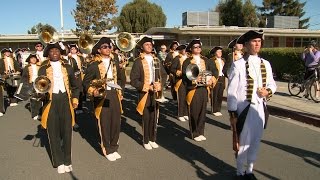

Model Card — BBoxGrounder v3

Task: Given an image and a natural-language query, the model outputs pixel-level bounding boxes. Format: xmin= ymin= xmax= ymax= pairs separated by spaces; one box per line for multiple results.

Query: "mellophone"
xmin=14 ymin=76 xmax=51 ymax=101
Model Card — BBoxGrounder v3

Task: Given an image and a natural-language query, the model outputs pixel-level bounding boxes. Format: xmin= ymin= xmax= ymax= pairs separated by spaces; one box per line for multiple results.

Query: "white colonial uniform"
xmin=227 ymin=55 xmax=277 ymax=175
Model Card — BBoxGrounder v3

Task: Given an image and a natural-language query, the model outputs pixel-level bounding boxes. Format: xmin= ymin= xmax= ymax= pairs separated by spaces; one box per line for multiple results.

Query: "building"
xmin=145 ymin=26 xmax=320 ymax=49
xmin=0 ymin=26 xmax=319 ymax=53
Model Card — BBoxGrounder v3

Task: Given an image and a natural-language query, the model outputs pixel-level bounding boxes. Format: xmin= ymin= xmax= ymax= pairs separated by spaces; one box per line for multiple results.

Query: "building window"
xmin=294 ymin=37 xmax=302 ymax=47
xmin=272 ymin=37 xmax=279 ymax=47
xmin=286 ymin=37 xmax=293 ymax=47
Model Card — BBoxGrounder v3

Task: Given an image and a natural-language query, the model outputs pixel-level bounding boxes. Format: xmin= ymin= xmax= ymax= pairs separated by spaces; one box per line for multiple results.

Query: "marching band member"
xmin=83 ymin=37 xmax=123 ymax=161
xmin=68 ymin=44 xmax=85 ymax=113
xmin=209 ymin=46 xmax=226 ymax=116
xmin=227 ymin=30 xmax=276 ymax=179
xmin=228 ymin=38 xmax=244 ymax=62
xmin=182 ymin=39 xmax=215 ymax=142
xmin=35 ymin=42 xmax=46 ymax=63
xmin=39 ymin=42 xmax=79 ymax=173
xmin=170 ymin=44 xmax=189 ymax=122
xmin=130 ymin=36 xmax=167 ymax=150
xmin=164 ymin=41 xmax=180 ymax=100
xmin=0 ymin=48 xmax=21 ymax=107
xmin=21 ymin=54 xmax=42 ymax=120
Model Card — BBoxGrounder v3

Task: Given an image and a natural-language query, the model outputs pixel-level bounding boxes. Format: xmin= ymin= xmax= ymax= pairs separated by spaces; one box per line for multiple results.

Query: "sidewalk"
xmin=264 ymin=81 xmax=320 ymax=127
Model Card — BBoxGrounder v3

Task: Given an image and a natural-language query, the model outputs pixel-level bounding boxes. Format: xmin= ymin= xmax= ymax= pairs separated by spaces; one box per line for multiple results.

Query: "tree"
xmin=242 ymin=0 xmax=259 ymax=27
xmin=117 ymin=0 xmax=166 ymax=33
xmin=216 ymin=0 xmax=244 ymax=26
xmin=258 ymin=0 xmax=309 ymax=28
xmin=27 ymin=23 xmax=48 ymax=34
xmin=72 ymin=0 xmax=118 ymax=36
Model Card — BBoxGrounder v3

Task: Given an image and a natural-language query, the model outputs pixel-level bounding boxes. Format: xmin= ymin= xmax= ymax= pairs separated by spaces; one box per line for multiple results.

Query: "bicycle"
xmin=288 ymin=65 xmax=320 ymax=103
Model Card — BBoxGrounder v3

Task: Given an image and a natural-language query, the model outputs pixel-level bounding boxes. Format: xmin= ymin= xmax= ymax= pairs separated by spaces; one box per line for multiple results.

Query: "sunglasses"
xmin=193 ymin=45 xmax=202 ymax=49
xmin=100 ymin=45 xmax=112 ymax=49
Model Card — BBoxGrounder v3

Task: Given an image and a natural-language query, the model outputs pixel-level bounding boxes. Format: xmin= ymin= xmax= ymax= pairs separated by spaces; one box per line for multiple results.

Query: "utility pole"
xmin=60 ymin=0 xmax=64 ymax=41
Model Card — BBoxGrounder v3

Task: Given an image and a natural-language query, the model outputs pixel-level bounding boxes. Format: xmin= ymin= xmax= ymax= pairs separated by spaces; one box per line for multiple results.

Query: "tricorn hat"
xmin=169 ymin=41 xmax=180 ymax=49
xmin=236 ymin=30 xmax=264 ymax=44
xmin=43 ymin=41 xmax=66 ymax=57
xmin=68 ymin=44 xmax=79 ymax=50
xmin=136 ymin=36 xmax=154 ymax=48
xmin=308 ymin=40 xmax=317 ymax=47
xmin=1 ymin=48 xmax=13 ymax=54
xmin=26 ymin=53 xmax=39 ymax=63
xmin=209 ymin=46 xmax=223 ymax=56
xmin=228 ymin=38 xmax=238 ymax=48
xmin=91 ymin=37 xmax=113 ymax=55
xmin=176 ymin=44 xmax=188 ymax=51
xmin=186 ymin=39 xmax=202 ymax=52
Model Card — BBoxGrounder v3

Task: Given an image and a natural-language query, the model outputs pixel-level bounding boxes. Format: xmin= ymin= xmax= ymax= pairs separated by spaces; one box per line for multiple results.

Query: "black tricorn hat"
xmin=1 ymin=48 xmax=13 ymax=54
xmin=236 ymin=30 xmax=264 ymax=44
xmin=186 ymin=39 xmax=202 ymax=51
xmin=14 ymin=48 xmax=21 ymax=53
xmin=68 ymin=44 xmax=79 ymax=50
xmin=34 ymin=42 xmax=43 ymax=46
xmin=136 ymin=36 xmax=154 ymax=48
xmin=91 ymin=37 xmax=112 ymax=55
xmin=228 ymin=38 xmax=238 ymax=48
xmin=43 ymin=41 xmax=66 ymax=57
xmin=26 ymin=53 xmax=39 ymax=63
xmin=169 ymin=41 xmax=180 ymax=49
xmin=209 ymin=46 xmax=223 ymax=56
xmin=176 ymin=44 xmax=188 ymax=51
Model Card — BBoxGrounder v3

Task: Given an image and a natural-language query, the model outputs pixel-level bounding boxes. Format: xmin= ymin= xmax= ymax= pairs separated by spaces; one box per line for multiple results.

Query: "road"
xmin=0 ymin=87 xmax=319 ymax=180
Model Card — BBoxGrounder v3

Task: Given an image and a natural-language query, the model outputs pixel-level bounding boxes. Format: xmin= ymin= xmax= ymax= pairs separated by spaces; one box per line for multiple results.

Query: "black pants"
xmin=169 ymin=75 xmax=177 ymax=100
xmin=46 ymin=92 xmax=72 ymax=167
xmin=211 ymin=76 xmax=225 ymax=113
xmin=142 ymin=92 xmax=158 ymax=144
xmin=177 ymin=82 xmax=188 ymax=117
xmin=30 ymin=98 xmax=42 ymax=118
xmin=6 ymin=85 xmax=17 ymax=103
xmin=0 ymin=86 xmax=5 ymax=113
xmin=98 ymin=90 xmax=121 ymax=155
xmin=189 ymin=87 xmax=207 ymax=138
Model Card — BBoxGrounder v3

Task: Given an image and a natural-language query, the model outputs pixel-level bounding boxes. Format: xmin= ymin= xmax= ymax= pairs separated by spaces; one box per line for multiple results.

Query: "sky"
xmin=0 ymin=0 xmax=319 ymax=35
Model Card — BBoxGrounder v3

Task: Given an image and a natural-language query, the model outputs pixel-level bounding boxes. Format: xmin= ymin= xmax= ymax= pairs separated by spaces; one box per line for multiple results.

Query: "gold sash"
xmin=136 ymin=53 xmax=151 ymax=115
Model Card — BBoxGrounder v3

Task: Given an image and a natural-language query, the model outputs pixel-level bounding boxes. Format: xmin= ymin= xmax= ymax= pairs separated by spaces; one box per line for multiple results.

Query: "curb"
xmin=222 ymin=97 xmax=320 ymax=128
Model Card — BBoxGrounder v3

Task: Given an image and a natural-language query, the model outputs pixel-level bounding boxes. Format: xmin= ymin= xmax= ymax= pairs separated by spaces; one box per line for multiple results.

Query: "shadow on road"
xmin=262 ymin=140 xmax=320 ymax=168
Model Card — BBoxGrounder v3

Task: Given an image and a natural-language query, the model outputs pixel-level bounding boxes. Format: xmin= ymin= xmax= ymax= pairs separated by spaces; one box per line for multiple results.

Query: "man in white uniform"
xmin=227 ymin=30 xmax=277 ymax=179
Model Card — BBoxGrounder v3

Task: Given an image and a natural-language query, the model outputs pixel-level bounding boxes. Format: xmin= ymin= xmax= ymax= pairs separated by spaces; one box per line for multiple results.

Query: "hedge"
xmin=203 ymin=47 xmax=305 ymax=80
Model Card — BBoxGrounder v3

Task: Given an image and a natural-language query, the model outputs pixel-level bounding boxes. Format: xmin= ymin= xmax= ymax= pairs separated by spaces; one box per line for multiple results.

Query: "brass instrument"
xmin=153 ymin=58 xmax=168 ymax=103
xmin=78 ymin=33 xmax=95 ymax=54
xmin=38 ymin=25 xmax=59 ymax=44
xmin=116 ymin=32 xmax=136 ymax=52
xmin=186 ymin=64 xmax=212 ymax=86
xmin=31 ymin=76 xmax=51 ymax=100
xmin=89 ymin=79 xmax=106 ymax=98
xmin=33 ymin=76 xmax=51 ymax=94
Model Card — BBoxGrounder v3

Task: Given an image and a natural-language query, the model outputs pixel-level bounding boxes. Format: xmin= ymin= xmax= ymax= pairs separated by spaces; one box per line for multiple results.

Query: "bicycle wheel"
xmin=308 ymin=79 xmax=320 ymax=103
xmin=288 ymin=76 xmax=302 ymax=96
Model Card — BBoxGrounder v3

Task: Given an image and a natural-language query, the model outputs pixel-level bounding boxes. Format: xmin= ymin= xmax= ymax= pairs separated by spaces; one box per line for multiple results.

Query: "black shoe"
xmin=234 ymin=175 xmax=246 ymax=180
xmin=73 ymin=123 xmax=80 ymax=132
xmin=244 ymin=173 xmax=257 ymax=180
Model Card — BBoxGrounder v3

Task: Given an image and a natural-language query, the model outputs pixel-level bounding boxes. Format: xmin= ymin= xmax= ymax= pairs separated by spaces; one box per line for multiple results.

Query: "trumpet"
xmin=186 ymin=64 xmax=212 ymax=86
xmin=89 ymin=79 xmax=106 ymax=98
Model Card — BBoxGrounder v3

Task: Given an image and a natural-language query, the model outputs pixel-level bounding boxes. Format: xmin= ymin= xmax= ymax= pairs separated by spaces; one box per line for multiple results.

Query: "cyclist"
xmin=301 ymin=40 xmax=320 ymax=97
